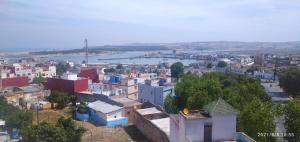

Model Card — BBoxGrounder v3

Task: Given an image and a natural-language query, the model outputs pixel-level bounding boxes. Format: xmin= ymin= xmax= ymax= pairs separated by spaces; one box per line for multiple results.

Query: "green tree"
xmin=56 ymin=62 xmax=70 ymax=76
xmin=206 ymin=63 xmax=212 ymax=69
xmin=164 ymin=95 xmax=177 ymax=114
xmin=217 ymin=61 xmax=227 ymax=68
xmin=238 ymin=99 xmax=275 ymax=142
xmin=21 ymin=122 xmax=67 ymax=142
xmin=32 ymin=73 xmax=46 ymax=84
xmin=174 ymin=74 xmax=222 ymax=110
xmin=104 ymin=68 xmax=116 ymax=74
xmin=56 ymin=117 xmax=86 ymax=142
xmin=77 ymin=101 xmax=88 ymax=114
xmin=116 ymin=64 xmax=123 ymax=70
xmin=171 ymin=62 xmax=184 ymax=79
xmin=0 ymin=96 xmax=32 ymax=129
xmin=21 ymin=117 xmax=86 ymax=142
xmin=279 ymin=67 xmax=300 ymax=97
xmin=48 ymin=91 xmax=71 ymax=109
xmin=6 ymin=109 xmax=33 ymax=129
xmin=283 ymin=100 xmax=300 ymax=142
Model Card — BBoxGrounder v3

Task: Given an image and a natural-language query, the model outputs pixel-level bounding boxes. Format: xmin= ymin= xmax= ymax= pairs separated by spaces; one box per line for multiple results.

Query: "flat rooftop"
xmin=180 ymin=110 xmax=209 ymax=120
xmin=19 ymin=85 xmax=41 ymax=93
xmin=151 ymin=118 xmax=170 ymax=137
xmin=112 ymin=97 xmax=142 ymax=107
xmin=88 ymin=100 xmax=123 ymax=114
xmin=261 ymin=83 xmax=284 ymax=93
xmin=136 ymin=107 xmax=162 ymax=115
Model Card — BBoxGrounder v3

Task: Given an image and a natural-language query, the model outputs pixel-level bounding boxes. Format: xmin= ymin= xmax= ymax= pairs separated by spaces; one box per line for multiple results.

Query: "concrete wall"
xmin=211 ymin=114 xmax=236 ymax=141
xmin=170 ymin=114 xmax=236 ymax=142
xmin=133 ymin=110 xmax=169 ymax=142
xmin=106 ymin=110 xmax=123 ymax=120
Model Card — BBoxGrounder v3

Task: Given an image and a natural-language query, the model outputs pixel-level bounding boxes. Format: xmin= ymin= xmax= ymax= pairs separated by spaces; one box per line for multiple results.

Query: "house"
xmin=120 ymin=78 xmax=138 ymax=96
xmin=112 ymin=97 xmax=142 ymax=123
xmin=1 ymin=85 xmax=50 ymax=109
xmin=88 ymin=100 xmax=128 ymax=126
xmin=18 ymin=85 xmax=50 ymax=109
xmin=34 ymin=65 xmax=56 ymax=78
xmin=45 ymin=74 xmax=88 ymax=94
xmin=138 ymin=79 xmax=174 ymax=107
xmin=261 ymin=82 xmax=292 ymax=102
xmin=13 ymin=63 xmax=34 ymax=81
xmin=170 ymin=98 xmax=255 ymax=142
xmin=1 ymin=90 xmax=23 ymax=106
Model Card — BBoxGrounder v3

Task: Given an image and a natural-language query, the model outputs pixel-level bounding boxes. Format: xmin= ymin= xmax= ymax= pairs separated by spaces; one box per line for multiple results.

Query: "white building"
xmin=62 ymin=73 xmax=78 ymax=80
xmin=138 ymin=79 xmax=174 ymax=107
xmin=120 ymin=78 xmax=138 ymax=96
xmin=170 ymin=98 xmax=243 ymax=142
xmin=13 ymin=63 xmax=34 ymax=81
xmin=34 ymin=66 xmax=56 ymax=78
xmin=88 ymin=100 xmax=128 ymax=126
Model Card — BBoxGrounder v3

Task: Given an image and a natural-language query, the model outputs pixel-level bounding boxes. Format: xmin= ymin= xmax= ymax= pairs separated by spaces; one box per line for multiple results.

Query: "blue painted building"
xmin=76 ymin=111 xmax=89 ymax=121
xmin=88 ymin=101 xmax=128 ymax=126
xmin=109 ymin=75 xmax=122 ymax=83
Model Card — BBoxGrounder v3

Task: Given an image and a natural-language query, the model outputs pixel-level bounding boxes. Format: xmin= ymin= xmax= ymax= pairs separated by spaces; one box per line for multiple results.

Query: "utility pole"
xmin=85 ymin=39 xmax=88 ymax=66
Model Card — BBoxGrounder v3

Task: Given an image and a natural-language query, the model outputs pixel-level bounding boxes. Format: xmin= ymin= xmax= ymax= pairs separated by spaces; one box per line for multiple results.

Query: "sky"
xmin=0 ymin=0 xmax=300 ymax=50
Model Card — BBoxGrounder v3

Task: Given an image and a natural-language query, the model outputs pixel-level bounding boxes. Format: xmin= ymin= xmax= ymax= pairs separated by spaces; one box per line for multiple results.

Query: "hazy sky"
xmin=1 ymin=0 xmax=300 ymax=50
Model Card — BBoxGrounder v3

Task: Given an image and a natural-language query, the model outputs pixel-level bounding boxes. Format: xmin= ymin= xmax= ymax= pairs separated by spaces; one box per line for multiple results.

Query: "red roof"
xmin=78 ymin=68 xmax=99 ymax=83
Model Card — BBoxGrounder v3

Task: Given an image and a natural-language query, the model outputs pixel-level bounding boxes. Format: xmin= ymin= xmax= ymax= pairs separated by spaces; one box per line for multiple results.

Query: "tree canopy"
xmin=48 ymin=91 xmax=71 ymax=109
xmin=0 ymin=96 xmax=32 ymax=129
xmin=217 ymin=61 xmax=227 ymax=68
xmin=172 ymin=73 xmax=270 ymax=111
xmin=32 ymin=73 xmax=46 ymax=84
xmin=56 ymin=62 xmax=70 ymax=76
xmin=171 ymin=62 xmax=184 ymax=79
xmin=206 ymin=63 xmax=212 ymax=69
xmin=238 ymin=98 xmax=275 ymax=141
xmin=279 ymin=67 xmax=300 ymax=97
xmin=116 ymin=64 xmax=123 ymax=70
xmin=21 ymin=117 xmax=86 ymax=142
xmin=283 ymin=100 xmax=300 ymax=142
xmin=104 ymin=68 xmax=116 ymax=74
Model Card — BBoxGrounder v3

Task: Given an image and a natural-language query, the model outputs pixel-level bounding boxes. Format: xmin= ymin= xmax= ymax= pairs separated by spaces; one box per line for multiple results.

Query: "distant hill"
xmin=29 ymin=45 xmax=169 ymax=55
xmin=29 ymin=41 xmax=300 ymax=55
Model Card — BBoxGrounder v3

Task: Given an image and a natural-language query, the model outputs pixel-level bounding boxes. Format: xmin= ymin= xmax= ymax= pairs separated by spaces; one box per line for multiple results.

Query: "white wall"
xmin=106 ymin=109 xmax=123 ymax=120
xmin=170 ymin=113 xmax=236 ymax=142
xmin=211 ymin=114 xmax=236 ymax=141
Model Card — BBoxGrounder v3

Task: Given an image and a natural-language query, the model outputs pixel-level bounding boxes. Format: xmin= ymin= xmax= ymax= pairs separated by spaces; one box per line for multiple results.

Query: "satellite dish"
xmin=183 ymin=108 xmax=189 ymax=115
